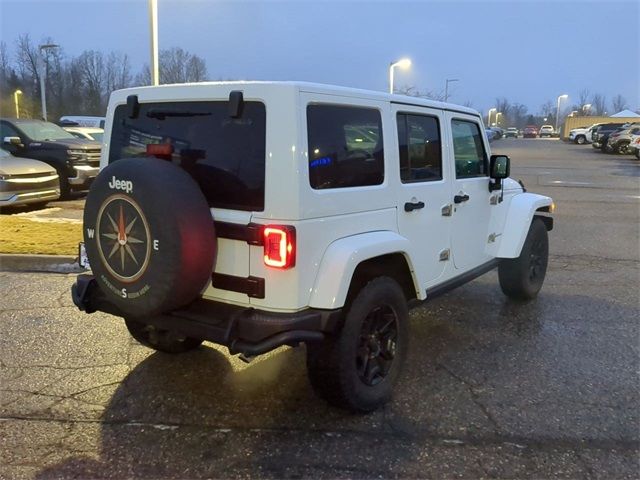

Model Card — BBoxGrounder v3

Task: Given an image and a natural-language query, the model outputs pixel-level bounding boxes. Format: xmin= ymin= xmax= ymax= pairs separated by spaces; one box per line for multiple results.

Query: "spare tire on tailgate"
xmin=83 ymin=157 xmax=216 ymax=318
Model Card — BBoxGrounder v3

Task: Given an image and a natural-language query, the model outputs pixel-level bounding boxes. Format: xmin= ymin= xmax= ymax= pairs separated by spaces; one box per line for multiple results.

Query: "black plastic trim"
xmin=214 ymin=221 xmax=263 ymax=245
xmin=71 ymin=275 xmax=341 ymax=357
xmin=212 ymin=273 xmax=265 ymax=299
xmin=424 ymin=259 xmax=499 ymax=301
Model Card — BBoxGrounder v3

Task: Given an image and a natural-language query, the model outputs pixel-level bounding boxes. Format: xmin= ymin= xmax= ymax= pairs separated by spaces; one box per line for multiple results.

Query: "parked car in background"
xmin=0 ymin=148 xmax=60 ymax=207
xmin=504 ymin=127 xmax=518 ymax=138
xmin=523 ymin=126 xmax=538 ymax=138
xmin=568 ymin=125 xmax=595 ymax=144
xmin=0 ymin=118 xmax=101 ymax=198
xmin=63 ymin=126 xmax=105 ymax=143
xmin=489 ymin=127 xmax=504 ymax=139
xmin=59 ymin=116 xmax=105 ymax=128
xmin=627 ymin=133 xmax=640 ymax=159
xmin=485 ymin=127 xmax=496 ymax=141
xmin=605 ymin=124 xmax=640 ymax=154
xmin=538 ymin=125 xmax=555 ymax=138
xmin=592 ymin=123 xmax=627 ymax=151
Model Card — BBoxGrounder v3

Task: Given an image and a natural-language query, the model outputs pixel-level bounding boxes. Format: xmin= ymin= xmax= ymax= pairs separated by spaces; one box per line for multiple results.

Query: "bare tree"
xmin=160 ymin=47 xmax=208 ymax=84
xmin=578 ymin=89 xmax=590 ymax=107
xmin=395 ymin=84 xmax=446 ymax=101
xmin=77 ymin=50 xmax=106 ymax=114
xmin=611 ymin=94 xmax=628 ymax=113
xmin=539 ymin=100 xmax=555 ymax=119
xmin=511 ymin=103 xmax=528 ymax=128
xmin=14 ymin=34 xmax=40 ymax=103
xmin=591 ymin=93 xmax=606 ymax=115
xmin=106 ymin=52 xmax=132 ymax=94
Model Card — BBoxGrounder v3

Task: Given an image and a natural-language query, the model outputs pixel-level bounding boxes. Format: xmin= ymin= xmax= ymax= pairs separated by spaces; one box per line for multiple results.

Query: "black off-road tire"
xmin=125 ymin=318 xmax=203 ymax=354
xmin=55 ymin=167 xmax=72 ymax=199
xmin=306 ymin=277 xmax=409 ymax=412
xmin=575 ymin=135 xmax=586 ymax=145
xmin=499 ymin=217 xmax=549 ymax=300
xmin=83 ymin=157 xmax=216 ymax=318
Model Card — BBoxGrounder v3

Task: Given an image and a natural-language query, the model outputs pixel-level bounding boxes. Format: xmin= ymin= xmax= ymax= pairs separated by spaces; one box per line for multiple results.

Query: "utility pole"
xmin=444 ymin=78 xmax=459 ymax=103
xmin=38 ymin=43 xmax=59 ymax=121
xmin=149 ymin=0 xmax=159 ymax=85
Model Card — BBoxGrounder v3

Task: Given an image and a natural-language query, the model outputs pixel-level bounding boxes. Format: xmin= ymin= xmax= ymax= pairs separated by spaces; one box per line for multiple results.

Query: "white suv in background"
xmin=538 ymin=125 xmax=555 ymax=138
xmin=72 ymin=81 xmax=553 ymax=412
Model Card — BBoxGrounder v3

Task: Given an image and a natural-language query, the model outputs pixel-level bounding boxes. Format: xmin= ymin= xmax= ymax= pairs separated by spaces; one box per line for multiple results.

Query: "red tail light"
xmin=263 ymin=225 xmax=295 ymax=269
xmin=146 ymin=143 xmax=174 ymax=160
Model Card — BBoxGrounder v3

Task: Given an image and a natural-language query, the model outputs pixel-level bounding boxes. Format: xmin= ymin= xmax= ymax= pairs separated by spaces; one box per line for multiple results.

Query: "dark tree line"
xmin=0 ymin=34 xmax=208 ymax=121
xmin=397 ymin=82 xmax=633 ymax=129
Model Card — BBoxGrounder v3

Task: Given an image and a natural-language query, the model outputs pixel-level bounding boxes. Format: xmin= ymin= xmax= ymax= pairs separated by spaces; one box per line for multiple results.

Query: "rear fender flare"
xmin=309 ymin=231 xmax=415 ymax=310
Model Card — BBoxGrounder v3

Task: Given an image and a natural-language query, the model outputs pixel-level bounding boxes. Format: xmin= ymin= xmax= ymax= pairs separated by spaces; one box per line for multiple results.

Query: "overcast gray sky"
xmin=1 ymin=0 xmax=638 ymax=114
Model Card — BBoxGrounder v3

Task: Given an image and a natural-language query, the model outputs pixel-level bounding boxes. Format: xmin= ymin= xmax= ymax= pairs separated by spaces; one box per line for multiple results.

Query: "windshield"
xmin=0 ymin=148 xmax=11 ymax=158
xmin=109 ymin=100 xmax=266 ymax=211
xmin=89 ymin=132 xmax=104 ymax=142
xmin=18 ymin=122 xmax=77 ymax=141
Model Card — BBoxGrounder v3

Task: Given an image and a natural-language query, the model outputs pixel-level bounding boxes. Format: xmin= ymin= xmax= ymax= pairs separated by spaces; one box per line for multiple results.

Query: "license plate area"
xmin=78 ymin=242 xmax=90 ymax=269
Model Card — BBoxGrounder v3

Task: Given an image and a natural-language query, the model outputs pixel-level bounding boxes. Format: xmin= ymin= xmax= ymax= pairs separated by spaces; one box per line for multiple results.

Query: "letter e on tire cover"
xmin=83 ymin=158 xmax=216 ymax=317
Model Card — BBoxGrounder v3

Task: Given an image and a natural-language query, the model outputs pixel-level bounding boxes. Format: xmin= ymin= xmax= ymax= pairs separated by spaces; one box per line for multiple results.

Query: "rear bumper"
xmin=71 ymin=274 xmax=341 ymax=356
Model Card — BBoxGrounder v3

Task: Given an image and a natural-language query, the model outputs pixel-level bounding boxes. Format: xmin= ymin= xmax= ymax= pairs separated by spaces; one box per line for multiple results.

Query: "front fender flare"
xmin=496 ymin=193 xmax=553 ymax=258
xmin=309 ymin=231 xmax=414 ymax=310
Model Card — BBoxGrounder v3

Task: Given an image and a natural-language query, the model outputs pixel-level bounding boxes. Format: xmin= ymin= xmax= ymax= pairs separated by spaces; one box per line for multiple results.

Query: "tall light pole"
xmin=444 ymin=78 xmax=459 ymax=102
xmin=496 ymin=112 xmax=503 ymax=126
xmin=148 ymin=0 xmax=159 ymax=85
xmin=13 ymin=90 xmax=22 ymax=118
xmin=388 ymin=58 xmax=411 ymax=94
xmin=555 ymin=94 xmax=568 ymax=133
xmin=38 ymin=43 xmax=59 ymax=121
xmin=487 ymin=107 xmax=497 ymax=126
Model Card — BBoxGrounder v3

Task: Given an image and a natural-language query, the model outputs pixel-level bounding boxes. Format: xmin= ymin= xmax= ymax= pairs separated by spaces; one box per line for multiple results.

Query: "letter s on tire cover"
xmin=83 ymin=157 xmax=216 ymax=317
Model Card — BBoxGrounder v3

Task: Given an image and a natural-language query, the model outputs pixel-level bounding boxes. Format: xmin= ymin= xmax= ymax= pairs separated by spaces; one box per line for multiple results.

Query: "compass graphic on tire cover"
xmin=96 ymin=194 xmax=152 ymax=283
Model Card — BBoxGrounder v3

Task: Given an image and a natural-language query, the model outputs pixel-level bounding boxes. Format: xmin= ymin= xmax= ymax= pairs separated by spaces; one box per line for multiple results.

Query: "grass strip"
xmin=0 ymin=216 xmax=82 ymax=255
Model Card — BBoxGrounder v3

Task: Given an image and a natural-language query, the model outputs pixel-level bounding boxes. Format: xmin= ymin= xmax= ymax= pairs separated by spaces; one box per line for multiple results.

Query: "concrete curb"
xmin=0 ymin=253 xmax=86 ymax=273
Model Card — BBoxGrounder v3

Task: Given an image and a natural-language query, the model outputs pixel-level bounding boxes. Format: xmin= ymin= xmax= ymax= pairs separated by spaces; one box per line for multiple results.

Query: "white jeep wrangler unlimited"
xmin=72 ymin=81 xmax=553 ymax=412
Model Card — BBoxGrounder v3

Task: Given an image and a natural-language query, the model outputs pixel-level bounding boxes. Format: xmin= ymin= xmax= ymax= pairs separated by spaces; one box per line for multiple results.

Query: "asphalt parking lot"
xmin=1 ymin=139 xmax=638 ymax=478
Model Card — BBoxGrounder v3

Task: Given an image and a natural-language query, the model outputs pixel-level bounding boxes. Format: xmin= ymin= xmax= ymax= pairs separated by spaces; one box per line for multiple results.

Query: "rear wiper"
xmin=146 ymin=109 xmax=212 ymax=120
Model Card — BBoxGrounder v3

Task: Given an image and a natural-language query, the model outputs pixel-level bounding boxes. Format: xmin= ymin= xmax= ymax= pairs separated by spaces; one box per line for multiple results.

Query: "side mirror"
xmin=489 ymin=154 xmax=510 ymax=192
xmin=3 ymin=136 xmax=23 ymax=147
xmin=490 ymin=154 xmax=510 ymax=179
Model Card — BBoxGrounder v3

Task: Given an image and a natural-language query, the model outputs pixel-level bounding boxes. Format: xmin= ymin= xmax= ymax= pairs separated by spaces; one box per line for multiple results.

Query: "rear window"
xmin=109 ymin=101 xmax=266 ymax=211
xmin=307 ymin=104 xmax=384 ymax=189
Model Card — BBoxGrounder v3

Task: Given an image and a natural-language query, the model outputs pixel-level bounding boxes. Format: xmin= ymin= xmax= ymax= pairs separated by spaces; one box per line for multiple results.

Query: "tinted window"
xmin=16 ymin=122 xmax=76 ymax=141
xmin=0 ymin=122 xmax=21 ymax=139
xmin=109 ymin=101 xmax=266 ymax=211
xmin=451 ymin=119 xmax=487 ymax=178
xmin=307 ymin=104 xmax=384 ymax=189
xmin=397 ymin=113 xmax=442 ymax=182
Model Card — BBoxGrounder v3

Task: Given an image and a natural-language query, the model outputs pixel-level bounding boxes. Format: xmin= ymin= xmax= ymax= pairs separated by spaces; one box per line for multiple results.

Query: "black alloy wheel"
xmin=356 ymin=304 xmax=399 ymax=387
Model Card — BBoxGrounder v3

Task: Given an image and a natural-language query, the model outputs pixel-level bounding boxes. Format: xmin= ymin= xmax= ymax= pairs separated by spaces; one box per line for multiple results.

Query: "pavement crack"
xmin=438 ymin=362 xmax=502 ymax=435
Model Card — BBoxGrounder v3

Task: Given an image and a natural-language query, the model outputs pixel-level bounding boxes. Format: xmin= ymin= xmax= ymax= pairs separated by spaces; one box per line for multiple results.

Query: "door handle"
xmin=453 ymin=194 xmax=470 ymax=204
xmin=404 ymin=201 xmax=425 ymax=212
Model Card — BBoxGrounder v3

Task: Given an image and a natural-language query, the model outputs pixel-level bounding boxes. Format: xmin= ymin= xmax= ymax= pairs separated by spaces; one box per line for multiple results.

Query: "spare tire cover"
xmin=83 ymin=157 xmax=216 ymax=317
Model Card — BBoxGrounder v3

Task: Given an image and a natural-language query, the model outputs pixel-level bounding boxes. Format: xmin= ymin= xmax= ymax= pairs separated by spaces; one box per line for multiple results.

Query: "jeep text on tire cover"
xmin=72 ymin=82 xmax=553 ymax=412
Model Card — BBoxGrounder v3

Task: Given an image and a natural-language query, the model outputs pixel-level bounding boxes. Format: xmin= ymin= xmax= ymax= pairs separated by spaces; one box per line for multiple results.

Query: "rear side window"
xmin=451 ymin=119 xmax=487 ymax=178
xmin=109 ymin=101 xmax=266 ymax=211
xmin=307 ymin=104 xmax=384 ymax=189
xmin=397 ymin=113 xmax=442 ymax=182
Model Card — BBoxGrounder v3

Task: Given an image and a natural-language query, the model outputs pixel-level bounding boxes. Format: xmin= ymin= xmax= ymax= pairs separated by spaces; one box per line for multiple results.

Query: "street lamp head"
xmin=14 ymin=89 xmax=22 ymax=95
xmin=39 ymin=43 xmax=59 ymax=50
xmin=559 ymin=94 xmax=568 ymax=99
xmin=393 ymin=58 xmax=412 ymax=69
